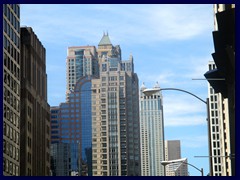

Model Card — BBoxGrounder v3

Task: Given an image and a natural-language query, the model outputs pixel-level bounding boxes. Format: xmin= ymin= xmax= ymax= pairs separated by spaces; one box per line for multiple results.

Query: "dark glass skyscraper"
xmin=50 ymin=76 xmax=93 ymax=176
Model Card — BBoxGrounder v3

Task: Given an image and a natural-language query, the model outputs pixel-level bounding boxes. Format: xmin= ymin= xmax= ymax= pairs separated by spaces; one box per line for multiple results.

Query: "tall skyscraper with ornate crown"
xmin=91 ymin=33 xmax=141 ymax=176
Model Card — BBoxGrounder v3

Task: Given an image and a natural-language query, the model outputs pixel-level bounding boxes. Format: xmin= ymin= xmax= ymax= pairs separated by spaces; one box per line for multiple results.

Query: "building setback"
xmin=20 ymin=27 xmax=51 ymax=175
xmin=3 ymin=4 xmax=21 ymax=176
xmin=91 ymin=34 xmax=141 ymax=176
xmin=139 ymin=82 xmax=165 ymax=176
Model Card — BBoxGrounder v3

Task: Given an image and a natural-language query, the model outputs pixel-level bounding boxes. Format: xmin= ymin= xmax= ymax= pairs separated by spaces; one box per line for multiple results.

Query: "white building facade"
xmin=139 ymin=83 xmax=165 ymax=176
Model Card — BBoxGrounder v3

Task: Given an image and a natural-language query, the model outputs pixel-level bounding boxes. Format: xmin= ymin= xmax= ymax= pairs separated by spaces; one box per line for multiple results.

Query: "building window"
xmin=102 ymin=64 xmax=107 ymax=72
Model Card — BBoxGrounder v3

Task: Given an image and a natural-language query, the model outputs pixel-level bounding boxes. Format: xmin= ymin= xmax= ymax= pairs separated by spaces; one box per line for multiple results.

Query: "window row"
xmin=4 ymin=52 xmax=20 ymax=79
xmin=3 ymin=122 xmax=20 ymax=145
xmin=211 ymin=110 xmax=219 ymax=117
xmin=4 ymin=88 xmax=20 ymax=113
xmin=3 ymin=139 xmax=19 ymax=162
xmin=60 ymin=124 xmax=80 ymax=128
xmin=4 ymin=70 xmax=20 ymax=95
xmin=4 ymin=39 xmax=19 ymax=67
xmin=212 ymin=125 xmax=219 ymax=133
xmin=3 ymin=4 xmax=20 ymax=32
xmin=3 ymin=19 xmax=20 ymax=48
xmin=3 ymin=104 xmax=20 ymax=128
xmin=210 ymin=95 xmax=218 ymax=102
xmin=210 ymin=102 xmax=218 ymax=109
xmin=3 ymin=157 xmax=19 ymax=176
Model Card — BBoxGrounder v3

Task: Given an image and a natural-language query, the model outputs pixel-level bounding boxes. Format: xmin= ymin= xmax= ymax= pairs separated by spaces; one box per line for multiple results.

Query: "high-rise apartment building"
xmin=66 ymin=46 xmax=98 ymax=99
xmin=91 ymin=34 xmax=141 ymax=176
xmin=3 ymin=4 xmax=21 ymax=176
xmin=205 ymin=4 xmax=235 ymax=176
xmin=139 ymin=82 xmax=165 ymax=176
xmin=50 ymin=76 xmax=93 ymax=176
xmin=165 ymin=140 xmax=188 ymax=176
xmin=20 ymin=27 xmax=51 ymax=175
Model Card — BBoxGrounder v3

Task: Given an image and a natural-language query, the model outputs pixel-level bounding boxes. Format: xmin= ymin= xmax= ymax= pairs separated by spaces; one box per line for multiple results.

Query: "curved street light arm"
xmin=181 ymin=161 xmax=204 ymax=176
xmin=159 ymin=88 xmax=207 ymax=104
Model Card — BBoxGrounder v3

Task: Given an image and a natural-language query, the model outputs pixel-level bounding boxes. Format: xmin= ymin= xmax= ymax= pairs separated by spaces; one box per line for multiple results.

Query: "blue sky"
xmin=21 ymin=4 xmax=214 ymax=176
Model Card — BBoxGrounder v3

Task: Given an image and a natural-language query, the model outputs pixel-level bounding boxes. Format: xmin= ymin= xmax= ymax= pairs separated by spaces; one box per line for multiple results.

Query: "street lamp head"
xmin=161 ymin=161 xmax=172 ymax=166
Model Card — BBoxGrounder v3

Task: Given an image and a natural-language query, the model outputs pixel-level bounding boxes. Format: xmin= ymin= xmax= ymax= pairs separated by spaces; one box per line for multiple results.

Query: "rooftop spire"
xmin=98 ymin=31 xmax=112 ymax=46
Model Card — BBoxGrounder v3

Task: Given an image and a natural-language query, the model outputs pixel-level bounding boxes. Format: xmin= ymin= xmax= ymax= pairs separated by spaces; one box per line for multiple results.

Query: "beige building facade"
xmin=91 ymin=34 xmax=141 ymax=176
xmin=66 ymin=45 xmax=98 ymax=99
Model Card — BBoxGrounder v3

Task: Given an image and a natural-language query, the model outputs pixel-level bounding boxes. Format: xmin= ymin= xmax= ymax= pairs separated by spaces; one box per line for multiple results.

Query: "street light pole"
xmin=181 ymin=161 xmax=204 ymax=176
xmin=157 ymin=88 xmax=207 ymax=104
xmin=144 ymin=87 xmax=207 ymax=176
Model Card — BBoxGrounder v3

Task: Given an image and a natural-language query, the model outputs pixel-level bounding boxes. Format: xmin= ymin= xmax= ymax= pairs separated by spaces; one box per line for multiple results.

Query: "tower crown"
xmin=98 ymin=32 xmax=112 ymax=46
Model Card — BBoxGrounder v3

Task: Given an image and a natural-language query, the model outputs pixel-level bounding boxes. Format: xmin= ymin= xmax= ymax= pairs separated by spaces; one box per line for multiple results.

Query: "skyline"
xmin=20 ymin=4 xmax=214 ymax=176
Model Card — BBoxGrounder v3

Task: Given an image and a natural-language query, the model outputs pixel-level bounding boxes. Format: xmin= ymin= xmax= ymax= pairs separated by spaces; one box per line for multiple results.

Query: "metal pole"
xmin=201 ymin=168 xmax=204 ymax=176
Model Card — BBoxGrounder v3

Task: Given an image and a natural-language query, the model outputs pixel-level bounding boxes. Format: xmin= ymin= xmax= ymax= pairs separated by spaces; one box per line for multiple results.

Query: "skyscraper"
xmin=20 ymin=27 xmax=51 ymax=175
xmin=91 ymin=34 xmax=141 ymax=176
xmin=165 ymin=140 xmax=181 ymax=161
xmin=164 ymin=140 xmax=188 ymax=176
xmin=139 ymin=82 xmax=165 ymax=176
xmin=51 ymin=76 xmax=93 ymax=176
xmin=3 ymin=4 xmax=21 ymax=176
xmin=66 ymin=46 xmax=98 ymax=99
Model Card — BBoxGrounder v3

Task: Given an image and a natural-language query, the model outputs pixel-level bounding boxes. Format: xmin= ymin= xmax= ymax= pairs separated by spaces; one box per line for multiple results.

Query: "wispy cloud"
xmin=163 ymin=94 xmax=207 ymax=126
xmin=21 ymin=4 xmax=213 ymax=46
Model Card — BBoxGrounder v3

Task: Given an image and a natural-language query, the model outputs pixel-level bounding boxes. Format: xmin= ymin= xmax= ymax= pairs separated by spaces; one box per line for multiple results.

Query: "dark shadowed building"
xmin=20 ymin=27 xmax=51 ymax=175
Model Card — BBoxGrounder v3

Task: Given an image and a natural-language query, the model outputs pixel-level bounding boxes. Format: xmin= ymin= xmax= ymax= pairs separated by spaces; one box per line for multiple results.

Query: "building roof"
xmin=98 ymin=33 xmax=112 ymax=46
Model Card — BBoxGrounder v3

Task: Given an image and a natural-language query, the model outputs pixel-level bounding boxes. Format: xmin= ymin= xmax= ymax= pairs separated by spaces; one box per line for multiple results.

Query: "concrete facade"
xmin=20 ymin=27 xmax=51 ymax=176
xmin=91 ymin=34 xmax=141 ymax=176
